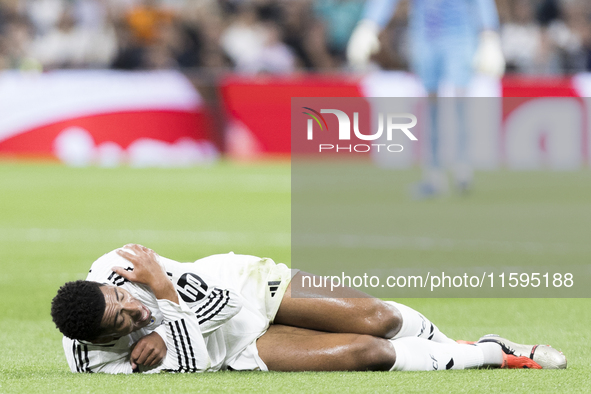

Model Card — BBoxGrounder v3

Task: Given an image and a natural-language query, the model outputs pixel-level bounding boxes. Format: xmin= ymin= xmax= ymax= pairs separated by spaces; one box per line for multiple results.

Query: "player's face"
xmin=99 ymin=286 xmax=152 ymax=338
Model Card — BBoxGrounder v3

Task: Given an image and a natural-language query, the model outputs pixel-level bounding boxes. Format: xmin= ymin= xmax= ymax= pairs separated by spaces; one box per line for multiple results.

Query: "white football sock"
xmin=477 ymin=342 xmax=504 ymax=367
xmin=389 ymin=337 xmax=490 ymax=371
xmin=387 ymin=301 xmax=456 ymax=344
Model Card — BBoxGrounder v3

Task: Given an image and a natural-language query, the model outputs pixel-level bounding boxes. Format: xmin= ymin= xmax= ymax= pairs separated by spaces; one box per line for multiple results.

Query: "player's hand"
xmin=114 ymin=244 xmax=179 ymax=303
xmin=130 ymin=331 xmax=167 ymax=371
xmin=473 ymin=30 xmax=506 ymax=78
xmin=347 ymin=19 xmax=380 ymax=70
xmin=114 ymin=244 xmax=165 ymax=287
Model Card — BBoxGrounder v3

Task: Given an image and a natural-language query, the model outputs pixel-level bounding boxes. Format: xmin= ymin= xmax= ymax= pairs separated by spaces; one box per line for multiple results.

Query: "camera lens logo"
xmin=302 ymin=107 xmax=329 ymax=139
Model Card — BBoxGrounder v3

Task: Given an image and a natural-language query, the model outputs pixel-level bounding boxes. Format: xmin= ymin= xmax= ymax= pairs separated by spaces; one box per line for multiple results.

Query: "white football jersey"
xmin=62 ymin=249 xmax=283 ymax=374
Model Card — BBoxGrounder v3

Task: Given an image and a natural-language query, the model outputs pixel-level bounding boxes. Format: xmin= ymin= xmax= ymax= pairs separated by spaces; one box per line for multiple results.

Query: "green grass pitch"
xmin=0 ymin=161 xmax=589 ymax=393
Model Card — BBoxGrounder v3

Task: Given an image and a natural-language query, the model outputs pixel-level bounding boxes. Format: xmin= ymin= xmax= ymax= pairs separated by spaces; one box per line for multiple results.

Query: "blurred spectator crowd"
xmin=0 ymin=0 xmax=590 ymax=75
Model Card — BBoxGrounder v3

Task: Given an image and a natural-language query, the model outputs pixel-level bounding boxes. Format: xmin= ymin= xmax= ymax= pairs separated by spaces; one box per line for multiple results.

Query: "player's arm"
xmin=363 ymin=0 xmax=401 ymax=29
xmin=63 ymin=325 xmax=174 ymax=374
xmin=347 ymin=0 xmax=400 ymax=68
xmin=473 ymin=0 xmax=500 ymax=32
xmin=63 ymin=336 xmax=133 ymax=374
xmin=115 ymin=245 xmax=211 ymax=373
xmin=472 ymin=0 xmax=505 ymax=77
xmin=89 ymin=246 xmax=243 ymax=336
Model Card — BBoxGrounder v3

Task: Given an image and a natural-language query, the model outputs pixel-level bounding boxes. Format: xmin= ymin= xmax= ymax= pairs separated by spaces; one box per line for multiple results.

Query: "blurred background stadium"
xmin=1 ymin=0 xmax=591 ymax=74
xmin=0 ymin=0 xmax=590 ymax=163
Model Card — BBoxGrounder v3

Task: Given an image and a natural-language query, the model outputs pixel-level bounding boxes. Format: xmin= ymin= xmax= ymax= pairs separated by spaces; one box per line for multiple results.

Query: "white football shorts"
xmin=190 ymin=253 xmax=297 ymax=370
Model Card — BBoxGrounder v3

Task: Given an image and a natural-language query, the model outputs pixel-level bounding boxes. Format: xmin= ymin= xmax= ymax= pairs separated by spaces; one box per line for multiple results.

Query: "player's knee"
xmin=361 ymin=302 xmax=402 ymax=339
xmin=350 ymin=335 xmax=395 ymax=371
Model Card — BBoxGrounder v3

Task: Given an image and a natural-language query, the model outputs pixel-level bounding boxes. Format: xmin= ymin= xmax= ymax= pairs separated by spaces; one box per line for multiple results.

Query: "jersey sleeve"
xmin=86 ymin=249 xmax=135 ymax=285
xmin=473 ymin=0 xmax=500 ymax=31
xmin=159 ymin=256 xmax=243 ymax=336
xmin=63 ymin=336 xmax=134 ymax=374
xmin=184 ymin=286 xmax=242 ymax=336
xmin=145 ymin=298 xmax=211 ymax=373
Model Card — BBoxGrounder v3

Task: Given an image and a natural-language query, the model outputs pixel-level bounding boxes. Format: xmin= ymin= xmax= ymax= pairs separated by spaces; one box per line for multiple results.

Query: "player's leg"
xmin=257 ymin=324 xmax=503 ymax=372
xmin=444 ymin=36 xmax=475 ymax=192
xmin=409 ymin=39 xmax=448 ymax=198
xmin=257 ymin=325 xmax=395 ymax=371
xmin=453 ymin=95 xmax=472 ymax=192
xmin=275 ymin=272 xmax=455 ymax=344
xmin=275 ymin=273 xmax=401 ymax=338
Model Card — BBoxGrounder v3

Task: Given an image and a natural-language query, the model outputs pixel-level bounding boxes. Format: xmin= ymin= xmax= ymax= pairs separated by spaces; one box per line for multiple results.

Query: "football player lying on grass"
xmin=51 ymin=244 xmax=566 ymax=373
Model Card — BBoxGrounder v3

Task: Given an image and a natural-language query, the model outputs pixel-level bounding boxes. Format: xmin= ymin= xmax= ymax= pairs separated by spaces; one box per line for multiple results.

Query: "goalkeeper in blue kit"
xmin=348 ymin=0 xmax=506 ymax=197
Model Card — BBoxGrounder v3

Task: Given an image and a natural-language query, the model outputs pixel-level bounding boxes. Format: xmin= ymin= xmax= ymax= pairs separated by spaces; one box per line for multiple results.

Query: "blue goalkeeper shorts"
xmin=409 ymin=35 xmax=477 ymax=93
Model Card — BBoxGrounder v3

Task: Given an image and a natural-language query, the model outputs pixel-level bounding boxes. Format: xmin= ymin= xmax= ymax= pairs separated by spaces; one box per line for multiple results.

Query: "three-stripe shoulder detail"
xmin=194 ymin=288 xmax=231 ymax=324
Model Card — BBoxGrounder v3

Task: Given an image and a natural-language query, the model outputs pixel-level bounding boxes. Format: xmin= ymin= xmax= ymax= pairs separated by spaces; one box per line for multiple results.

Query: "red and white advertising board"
xmin=0 ymin=70 xmax=218 ymax=166
xmin=221 ymin=72 xmax=591 ymax=169
xmin=2 ymin=70 xmax=589 ymax=169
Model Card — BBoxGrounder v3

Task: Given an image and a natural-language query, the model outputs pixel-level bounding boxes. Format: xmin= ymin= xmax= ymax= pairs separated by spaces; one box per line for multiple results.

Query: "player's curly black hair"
xmin=51 ymin=280 xmax=106 ymax=341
